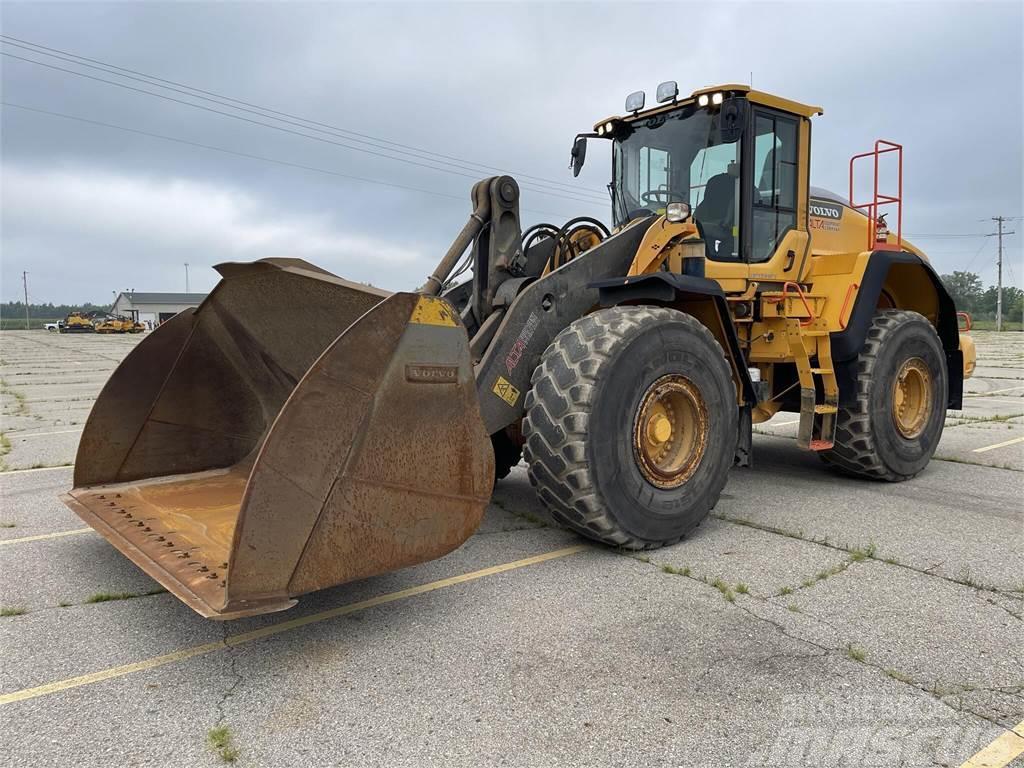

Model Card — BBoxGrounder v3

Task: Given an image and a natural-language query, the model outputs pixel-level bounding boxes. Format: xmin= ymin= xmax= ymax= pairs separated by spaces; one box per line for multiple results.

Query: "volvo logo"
xmin=405 ymin=364 xmax=458 ymax=383
xmin=809 ymin=200 xmax=843 ymax=220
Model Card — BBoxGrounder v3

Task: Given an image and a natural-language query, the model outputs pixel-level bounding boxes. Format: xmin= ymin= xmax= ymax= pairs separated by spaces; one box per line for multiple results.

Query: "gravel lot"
xmin=1 ymin=329 xmax=1021 ymax=767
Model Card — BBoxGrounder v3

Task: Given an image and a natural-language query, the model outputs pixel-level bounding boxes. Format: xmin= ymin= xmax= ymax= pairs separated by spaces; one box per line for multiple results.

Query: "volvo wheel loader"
xmin=63 ymin=83 xmax=976 ymax=619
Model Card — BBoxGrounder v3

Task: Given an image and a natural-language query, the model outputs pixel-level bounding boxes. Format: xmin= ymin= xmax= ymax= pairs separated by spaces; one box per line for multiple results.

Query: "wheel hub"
xmin=892 ymin=357 xmax=931 ymax=439
xmin=633 ymin=375 xmax=708 ymax=489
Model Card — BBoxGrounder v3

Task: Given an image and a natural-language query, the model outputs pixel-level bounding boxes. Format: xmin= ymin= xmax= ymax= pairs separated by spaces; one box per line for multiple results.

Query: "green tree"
xmin=981 ymin=285 xmax=1024 ymax=322
xmin=940 ymin=271 xmax=984 ymax=314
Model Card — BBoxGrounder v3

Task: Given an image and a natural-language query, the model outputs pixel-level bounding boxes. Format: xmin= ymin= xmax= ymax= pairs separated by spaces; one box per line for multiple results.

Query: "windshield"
xmin=612 ymin=106 xmax=741 ymax=259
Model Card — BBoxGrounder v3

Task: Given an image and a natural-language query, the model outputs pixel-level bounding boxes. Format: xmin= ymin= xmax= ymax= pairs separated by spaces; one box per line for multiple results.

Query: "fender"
xmin=593 ymin=272 xmax=758 ymax=467
xmin=592 ymin=272 xmax=757 ymax=406
xmin=830 ymin=251 xmax=963 ymax=409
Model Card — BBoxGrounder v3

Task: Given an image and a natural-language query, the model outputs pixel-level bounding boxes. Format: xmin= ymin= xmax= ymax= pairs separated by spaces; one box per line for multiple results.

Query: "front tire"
xmin=820 ymin=309 xmax=947 ymax=481
xmin=522 ymin=306 xmax=737 ymax=549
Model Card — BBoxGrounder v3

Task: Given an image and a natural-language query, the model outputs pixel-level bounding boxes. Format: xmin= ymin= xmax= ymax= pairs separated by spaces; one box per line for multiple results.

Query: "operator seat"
xmin=694 ymin=173 xmax=737 ymax=259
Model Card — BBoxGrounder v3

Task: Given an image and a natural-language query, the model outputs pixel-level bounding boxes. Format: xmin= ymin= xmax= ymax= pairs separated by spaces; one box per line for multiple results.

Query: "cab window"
xmin=611 ymin=108 xmax=740 ymax=261
xmin=638 ymin=146 xmax=671 ymax=200
xmin=690 ymin=141 xmax=740 ymax=260
xmin=750 ymin=113 xmax=798 ymax=262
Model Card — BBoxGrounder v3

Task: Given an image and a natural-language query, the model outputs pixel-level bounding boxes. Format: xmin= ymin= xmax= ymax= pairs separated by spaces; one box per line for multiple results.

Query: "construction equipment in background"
xmin=121 ymin=309 xmax=147 ymax=333
xmin=92 ymin=313 xmax=145 ymax=335
xmin=63 ymin=84 xmax=975 ymax=619
xmin=58 ymin=311 xmax=97 ymax=333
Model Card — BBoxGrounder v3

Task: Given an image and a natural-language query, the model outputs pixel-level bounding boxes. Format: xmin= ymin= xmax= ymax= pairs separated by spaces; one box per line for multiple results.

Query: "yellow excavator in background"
xmin=62 ymin=83 xmax=975 ymax=619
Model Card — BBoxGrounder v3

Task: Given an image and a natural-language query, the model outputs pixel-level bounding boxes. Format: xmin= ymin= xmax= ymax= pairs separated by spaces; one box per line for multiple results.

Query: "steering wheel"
xmin=640 ymin=189 xmax=684 ymax=205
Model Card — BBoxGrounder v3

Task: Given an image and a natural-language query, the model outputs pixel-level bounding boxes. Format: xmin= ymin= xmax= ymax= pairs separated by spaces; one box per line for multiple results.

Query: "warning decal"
xmin=492 ymin=375 xmax=521 ymax=407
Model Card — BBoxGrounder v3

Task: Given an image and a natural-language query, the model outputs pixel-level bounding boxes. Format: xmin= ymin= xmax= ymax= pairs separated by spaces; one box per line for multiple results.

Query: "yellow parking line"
xmin=0 ymin=528 xmax=93 ymax=546
xmin=959 ymin=719 xmax=1024 ymax=768
xmin=0 ymin=544 xmax=587 ymax=706
xmin=972 ymin=436 xmax=1024 ymax=454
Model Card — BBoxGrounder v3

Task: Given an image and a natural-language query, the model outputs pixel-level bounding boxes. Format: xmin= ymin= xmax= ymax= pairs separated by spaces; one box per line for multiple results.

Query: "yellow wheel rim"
xmin=633 ymin=375 xmax=708 ymax=489
xmin=892 ymin=357 xmax=932 ymax=439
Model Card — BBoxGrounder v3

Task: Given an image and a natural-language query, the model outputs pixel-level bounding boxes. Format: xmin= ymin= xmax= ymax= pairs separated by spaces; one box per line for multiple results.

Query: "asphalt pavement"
xmin=1 ymin=329 xmax=1021 ymax=767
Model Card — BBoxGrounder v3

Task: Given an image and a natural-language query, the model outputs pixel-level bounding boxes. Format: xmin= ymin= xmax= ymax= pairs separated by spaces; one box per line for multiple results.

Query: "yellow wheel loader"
xmin=63 ymin=84 xmax=975 ymax=619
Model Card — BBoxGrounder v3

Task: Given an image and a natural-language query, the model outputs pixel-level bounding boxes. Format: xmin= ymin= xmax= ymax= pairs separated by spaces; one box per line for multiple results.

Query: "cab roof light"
xmin=625 ymin=90 xmax=645 ymax=113
xmin=656 ymin=81 xmax=679 ymax=104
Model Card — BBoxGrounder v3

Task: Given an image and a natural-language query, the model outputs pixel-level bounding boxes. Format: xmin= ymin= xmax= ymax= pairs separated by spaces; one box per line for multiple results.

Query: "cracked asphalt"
xmin=1 ymin=329 xmax=1022 ymax=767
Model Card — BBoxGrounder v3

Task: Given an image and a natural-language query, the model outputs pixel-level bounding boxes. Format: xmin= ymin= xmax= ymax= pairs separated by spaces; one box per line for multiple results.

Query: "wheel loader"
xmin=62 ymin=83 xmax=976 ymax=619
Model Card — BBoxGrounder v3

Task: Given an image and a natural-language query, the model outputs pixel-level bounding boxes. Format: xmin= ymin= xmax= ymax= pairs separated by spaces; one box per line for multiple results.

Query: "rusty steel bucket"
xmin=62 ymin=258 xmax=494 ymax=619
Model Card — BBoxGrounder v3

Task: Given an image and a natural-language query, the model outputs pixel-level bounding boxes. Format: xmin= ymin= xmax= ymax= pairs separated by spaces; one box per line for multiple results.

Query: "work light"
xmin=625 ymin=90 xmax=645 ymax=113
xmin=656 ymin=81 xmax=678 ymax=104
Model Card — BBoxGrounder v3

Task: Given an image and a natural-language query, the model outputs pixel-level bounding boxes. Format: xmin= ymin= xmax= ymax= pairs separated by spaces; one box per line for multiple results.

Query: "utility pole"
xmin=991 ymin=217 xmax=1016 ymax=332
xmin=185 ymin=262 xmax=190 ymax=293
xmin=22 ymin=271 xmax=29 ymax=331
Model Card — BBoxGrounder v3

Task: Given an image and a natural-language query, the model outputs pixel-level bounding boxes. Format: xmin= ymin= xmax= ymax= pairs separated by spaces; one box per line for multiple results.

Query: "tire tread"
xmin=820 ymin=309 xmax=942 ymax=482
xmin=523 ymin=306 xmax=731 ymax=549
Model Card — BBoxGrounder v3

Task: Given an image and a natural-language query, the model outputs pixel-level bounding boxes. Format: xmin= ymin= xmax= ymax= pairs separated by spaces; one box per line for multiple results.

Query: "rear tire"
xmin=523 ymin=306 xmax=737 ymax=549
xmin=820 ymin=309 xmax=947 ymax=481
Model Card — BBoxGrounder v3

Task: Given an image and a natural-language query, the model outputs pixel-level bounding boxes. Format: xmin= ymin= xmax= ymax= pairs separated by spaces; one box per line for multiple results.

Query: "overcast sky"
xmin=1 ymin=1 xmax=1021 ymax=304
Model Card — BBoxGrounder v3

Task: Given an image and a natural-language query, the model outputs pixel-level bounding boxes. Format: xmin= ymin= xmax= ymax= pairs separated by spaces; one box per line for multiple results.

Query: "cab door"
xmin=744 ymin=109 xmax=810 ymax=282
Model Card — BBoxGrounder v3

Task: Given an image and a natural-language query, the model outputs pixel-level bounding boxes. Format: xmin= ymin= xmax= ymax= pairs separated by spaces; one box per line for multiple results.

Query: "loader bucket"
xmin=62 ymin=258 xmax=495 ymax=619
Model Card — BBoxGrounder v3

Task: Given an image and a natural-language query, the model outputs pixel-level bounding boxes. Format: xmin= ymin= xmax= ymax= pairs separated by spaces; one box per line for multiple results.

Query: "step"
xmin=814 ymin=405 xmax=838 ymax=414
xmin=809 ymin=368 xmax=834 ymax=375
xmin=801 ymin=330 xmax=830 ymax=337
xmin=809 ymin=439 xmax=835 ymax=451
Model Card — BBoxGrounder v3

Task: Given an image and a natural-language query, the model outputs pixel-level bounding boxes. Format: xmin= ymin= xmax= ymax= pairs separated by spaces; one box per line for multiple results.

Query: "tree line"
xmin=0 ymin=301 xmax=113 ymax=320
xmin=939 ymin=272 xmax=1023 ymax=324
xmin=2 ymin=276 xmax=1019 ymax=328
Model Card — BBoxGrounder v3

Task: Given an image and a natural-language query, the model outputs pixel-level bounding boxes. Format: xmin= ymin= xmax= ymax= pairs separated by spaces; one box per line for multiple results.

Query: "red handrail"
xmin=849 ymin=140 xmax=903 ymax=251
xmin=957 ymin=311 xmax=972 ymax=332
xmin=766 ymin=281 xmax=816 ymax=327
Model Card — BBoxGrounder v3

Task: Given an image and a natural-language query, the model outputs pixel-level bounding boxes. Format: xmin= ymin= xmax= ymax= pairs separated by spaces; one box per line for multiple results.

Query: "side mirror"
xmin=718 ymin=97 xmax=748 ymax=143
xmin=570 ymin=136 xmax=588 ymax=177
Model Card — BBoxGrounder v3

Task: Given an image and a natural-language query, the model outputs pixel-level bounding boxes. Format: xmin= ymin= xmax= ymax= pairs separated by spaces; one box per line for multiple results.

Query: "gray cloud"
xmin=1 ymin=1 xmax=1021 ymax=303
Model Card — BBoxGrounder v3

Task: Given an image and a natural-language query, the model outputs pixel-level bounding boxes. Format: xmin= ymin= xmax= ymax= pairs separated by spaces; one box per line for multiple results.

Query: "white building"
xmin=111 ymin=292 xmax=208 ymax=327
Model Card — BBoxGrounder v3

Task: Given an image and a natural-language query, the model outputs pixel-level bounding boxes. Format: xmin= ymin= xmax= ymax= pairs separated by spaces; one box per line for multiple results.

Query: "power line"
xmin=904 ymin=233 xmax=994 ymax=239
xmin=0 ymin=36 xmax=610 ymax=202
xmin=3 ymin=49 xmax=609 ymax=210
xmin=0 ymin=101 xmax=581 ymax=221
xmin=963 ymin=235 xmax=992 ymax=273
xmin=1 ymin=34 xmax=608 ymax=199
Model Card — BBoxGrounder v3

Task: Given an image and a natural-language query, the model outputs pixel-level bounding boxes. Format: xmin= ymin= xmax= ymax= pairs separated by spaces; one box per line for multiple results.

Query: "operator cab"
xmin=574 ymin=83 xmax=821 ymax=270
